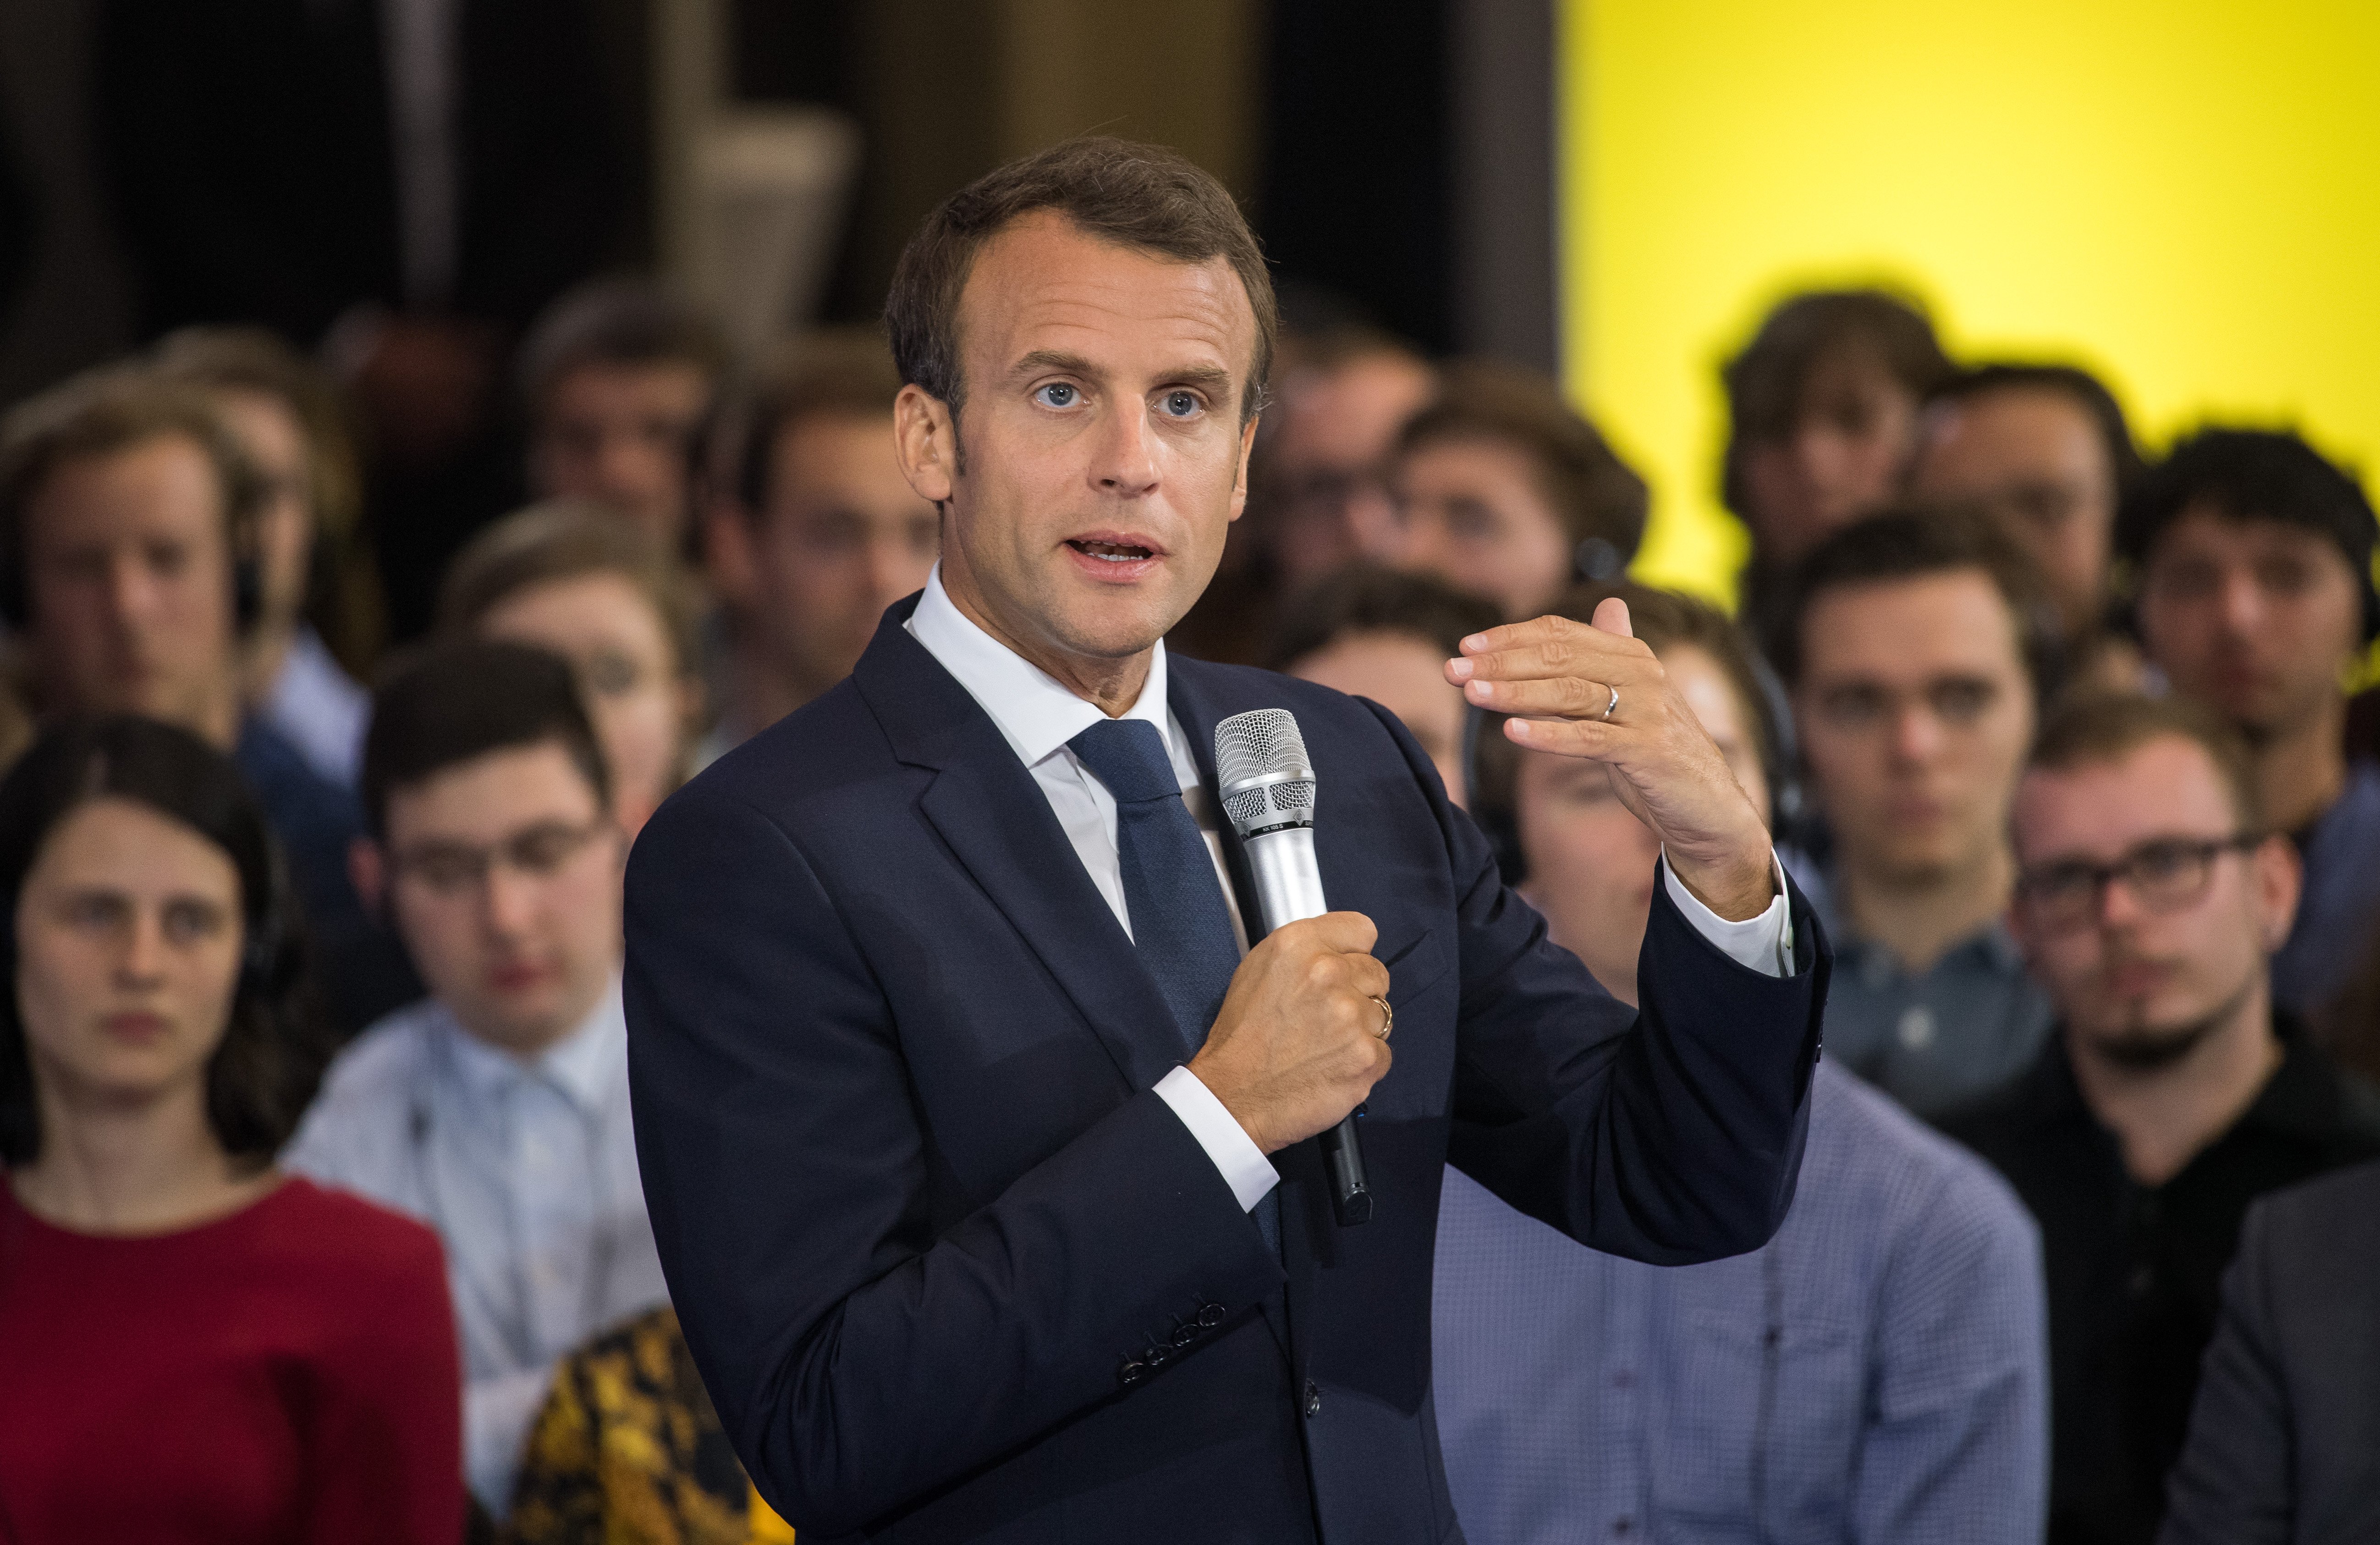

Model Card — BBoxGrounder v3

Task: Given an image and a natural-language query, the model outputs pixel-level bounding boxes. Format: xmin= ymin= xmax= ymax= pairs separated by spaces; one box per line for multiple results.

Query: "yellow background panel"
xmin=1561 ymin=0 xmax=2380 ymax=609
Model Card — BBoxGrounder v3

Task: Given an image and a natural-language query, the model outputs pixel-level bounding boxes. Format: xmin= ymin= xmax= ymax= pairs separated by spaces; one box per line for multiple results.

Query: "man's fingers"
xmin=1465 ymin=673 xmax=1620 ymax=719
xmin=1592 ymin=596 xmax=1633 ymax=639
xmin=1304 ymin=910 xmax=1380 ymax=955
xmin=1447 ymin=629 xmax=1654 ymax=687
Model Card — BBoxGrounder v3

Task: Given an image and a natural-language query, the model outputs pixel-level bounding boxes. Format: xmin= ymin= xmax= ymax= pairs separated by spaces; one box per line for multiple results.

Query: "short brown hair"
xmin=885 ymin=137 xmax=1278 ymax=427
xmin=1396 ymin=361 xmax=1649 ymax=568
xmin=518 ymin=276 xmax=727 ymax=413
xmin=1262 ymin=563 xmax=1502 ymax=673
xmin=1771 ymin=506 xmax=2063 ymax=700
xmin=2026 ymin=690 xmax=2261 ymax=834
xmin=438 ymin=500 xmax=704 ymax=683
xmin=1470 ymin=580 xmax=1776 ymax=842
xmin=720 ymin=328 xmax=907 ymax=516
xmin=0 ymin=367 xmax=264 ymax=629
xmin=1721 ymin=289 xmax=1952 ymax=518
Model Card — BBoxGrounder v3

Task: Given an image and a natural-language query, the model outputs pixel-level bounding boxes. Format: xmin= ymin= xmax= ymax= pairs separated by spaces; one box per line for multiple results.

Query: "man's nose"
xmin=1091 ymin=403 xmax=1160 ymax=497
xmin=1887 ymin=700 xmax=1943 ymax=763
xmin=481 ymin=864 xmax=540 ymax=937
xmin=2215 ymin=570 xmax=2265 ymax=634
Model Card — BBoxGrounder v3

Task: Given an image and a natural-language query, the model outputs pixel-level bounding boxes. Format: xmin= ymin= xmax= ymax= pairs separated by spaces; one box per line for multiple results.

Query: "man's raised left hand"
xmin=1446 ymin=598 xmax=1778 ymax=921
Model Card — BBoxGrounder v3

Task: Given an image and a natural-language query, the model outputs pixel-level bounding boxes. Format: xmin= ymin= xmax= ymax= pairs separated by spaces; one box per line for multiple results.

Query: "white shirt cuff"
xmin=1659 ymin=850 xmax=1795 ymax=977
xmin=1154 ymin=1064 xmax=1280 ymax=1211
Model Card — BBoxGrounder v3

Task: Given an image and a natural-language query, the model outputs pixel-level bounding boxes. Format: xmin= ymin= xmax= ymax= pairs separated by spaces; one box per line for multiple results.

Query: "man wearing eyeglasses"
xmin=1774 ymin=507 xmax=2058 ymax=1116
xmin=287 ymin=640 xmax=670 ymax=1521
xmin=1941 ymin=690 xmax=2380 ymax=1545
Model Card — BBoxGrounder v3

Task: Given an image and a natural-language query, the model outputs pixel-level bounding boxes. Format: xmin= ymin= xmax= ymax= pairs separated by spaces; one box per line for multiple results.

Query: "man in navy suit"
xmin=624 ymin=138 xmax=1829 ymax=1545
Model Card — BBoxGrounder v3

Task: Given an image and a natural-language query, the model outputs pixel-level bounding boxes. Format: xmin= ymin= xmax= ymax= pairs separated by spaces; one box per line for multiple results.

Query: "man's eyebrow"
xmin=1007 ymin=349 xmax=1102 ymax=383
xmin=1161 ymin=362 xmax=1237 ymax=396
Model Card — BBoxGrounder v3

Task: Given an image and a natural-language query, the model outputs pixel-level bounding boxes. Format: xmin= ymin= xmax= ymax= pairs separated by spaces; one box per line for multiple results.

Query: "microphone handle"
xmin=1244 ymin=827 xmax=1374 ymax=1227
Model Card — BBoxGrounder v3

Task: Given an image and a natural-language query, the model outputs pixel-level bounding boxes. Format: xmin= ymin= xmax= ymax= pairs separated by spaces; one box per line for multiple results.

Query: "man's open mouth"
xmin=1067 ymin=539 xmax=1156 ymax=563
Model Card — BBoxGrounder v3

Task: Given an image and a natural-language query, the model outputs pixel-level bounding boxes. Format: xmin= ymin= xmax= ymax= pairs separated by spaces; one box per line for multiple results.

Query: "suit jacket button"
xmin=1171 ymin=1325 xmax=1198 ymax=1348
xmin=1303 ymin=1381 xmax=1322 ymax=1418
xmin=1120 ymin=1361 xmax=1145 ymax=1387
xmin=1145 ymin=1342 xmax=1171 ymax=1368
xmin=1198 ymin=1302 xmax=1226 ymax=1328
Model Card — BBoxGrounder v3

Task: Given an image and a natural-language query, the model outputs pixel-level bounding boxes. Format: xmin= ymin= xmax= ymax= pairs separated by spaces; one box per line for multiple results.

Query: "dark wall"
xmin=1258 ymin=0 xmax=1457 ymax=353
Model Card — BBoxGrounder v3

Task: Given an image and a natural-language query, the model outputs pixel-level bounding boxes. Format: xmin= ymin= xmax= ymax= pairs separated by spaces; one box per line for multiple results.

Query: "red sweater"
xmin=0 ymin=1175 xmax=463 ymax=1544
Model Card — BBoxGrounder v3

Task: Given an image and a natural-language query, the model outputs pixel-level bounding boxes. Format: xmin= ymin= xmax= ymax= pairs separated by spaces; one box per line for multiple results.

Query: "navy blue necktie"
xmin=1068 ymin=717 xmax=1278 ymax=1254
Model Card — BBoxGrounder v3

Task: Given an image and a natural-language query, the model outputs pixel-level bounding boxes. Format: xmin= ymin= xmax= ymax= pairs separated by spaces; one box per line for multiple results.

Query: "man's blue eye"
xmin=1036 ymin=383 xmax=1077 ymax=408
xmin=1163 ymin=391 xmax=1200 ymax=417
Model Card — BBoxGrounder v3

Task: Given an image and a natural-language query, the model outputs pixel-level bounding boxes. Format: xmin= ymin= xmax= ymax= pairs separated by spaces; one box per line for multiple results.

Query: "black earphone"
xmin=238 ymin=849 xmax=293 ymax=1005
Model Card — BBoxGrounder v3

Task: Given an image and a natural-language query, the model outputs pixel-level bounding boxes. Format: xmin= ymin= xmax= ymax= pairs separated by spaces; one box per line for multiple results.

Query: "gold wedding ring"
xmin=1369 ymin=995 xmax=1394 ymax=1041
xmin=1599 ymin=684 xmax=1620 ymax=721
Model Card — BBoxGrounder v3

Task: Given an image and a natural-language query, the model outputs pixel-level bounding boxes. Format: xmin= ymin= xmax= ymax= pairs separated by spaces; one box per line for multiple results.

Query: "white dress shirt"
xmin=905 ymin=565 xmax=1793 ymax=1212
xmin=284 ymin=978 xmax=670 ymax=1515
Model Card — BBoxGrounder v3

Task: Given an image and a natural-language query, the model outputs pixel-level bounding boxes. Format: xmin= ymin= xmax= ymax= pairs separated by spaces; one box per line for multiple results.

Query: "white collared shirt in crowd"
xmin=284 ymin=977 xmax=670 ymax=1516
xmin=903 ymin=563 xmax=1794 ymax=1213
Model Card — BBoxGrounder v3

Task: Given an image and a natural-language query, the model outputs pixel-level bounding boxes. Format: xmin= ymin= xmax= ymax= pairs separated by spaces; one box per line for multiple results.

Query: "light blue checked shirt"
xmin=285 ymin=981 xmax=671 ymax=1515
xmin=1432 ymin=1060 xmax=2048 ymax=1545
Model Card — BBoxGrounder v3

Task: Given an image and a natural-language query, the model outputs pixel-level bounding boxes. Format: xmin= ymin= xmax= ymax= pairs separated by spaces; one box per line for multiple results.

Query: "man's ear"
xmin=894 ymin=383 xmax=957 ymax=506
xmin=1227 ymin=412 xmax=1260 ymax=523
xmin=2252 ymin=832 xmax=2303 ymax=952
xmin=348 ymin=837 xmax=387 ymax=921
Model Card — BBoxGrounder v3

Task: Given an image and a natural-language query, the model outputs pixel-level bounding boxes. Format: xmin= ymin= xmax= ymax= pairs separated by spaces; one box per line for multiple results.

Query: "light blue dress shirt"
xmin=284 ymin=980 xmax=670 ymax=1514
xmin=1433 ymin=1061 xmax=2049 ymax=1544
xmin=257 ymin=624 xmax=369 ymax=789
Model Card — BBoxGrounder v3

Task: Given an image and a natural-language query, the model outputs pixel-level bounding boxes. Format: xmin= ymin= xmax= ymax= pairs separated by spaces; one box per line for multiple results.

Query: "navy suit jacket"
xmin=625 ymin=598 xmax=1829 ymax=1544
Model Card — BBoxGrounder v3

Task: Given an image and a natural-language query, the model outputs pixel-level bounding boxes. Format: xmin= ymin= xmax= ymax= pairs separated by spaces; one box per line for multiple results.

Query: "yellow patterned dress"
xmin=505 ymin=1305 xmax=795 ymax=1544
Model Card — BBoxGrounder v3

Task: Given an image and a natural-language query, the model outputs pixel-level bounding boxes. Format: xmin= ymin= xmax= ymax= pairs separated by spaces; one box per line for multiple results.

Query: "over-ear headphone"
xmin=238 ymin=846 xmax=293 ymax=1005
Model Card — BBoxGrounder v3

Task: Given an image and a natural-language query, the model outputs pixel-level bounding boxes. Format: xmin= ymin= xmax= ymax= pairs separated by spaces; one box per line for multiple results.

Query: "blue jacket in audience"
xmin=1434 ymin=1059 xmax=2047 ymax=1544
xmin=2273 ymin=760 xmax=2380 ymax=1018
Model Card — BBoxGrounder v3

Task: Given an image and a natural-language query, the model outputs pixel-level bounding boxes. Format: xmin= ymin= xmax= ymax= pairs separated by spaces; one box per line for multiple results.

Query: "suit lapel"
xmin=854 ymin=603 xmax=1182 ymax=1095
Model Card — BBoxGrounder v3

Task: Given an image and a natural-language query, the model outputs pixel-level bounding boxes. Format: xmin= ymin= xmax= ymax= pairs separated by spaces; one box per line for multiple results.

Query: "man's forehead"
xmin=2160 ymin=503 xmax=2342 ymax=551
xmin=2018 ymin=739 xmax=2233 ymax=848
xmin=1803 ymin=571 xmax=2021 ymax=676
xmin=959 ymin=213 xmax=1253 ymax=374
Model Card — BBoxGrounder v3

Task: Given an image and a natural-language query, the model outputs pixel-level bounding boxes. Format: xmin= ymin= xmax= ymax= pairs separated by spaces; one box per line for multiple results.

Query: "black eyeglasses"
xmin=390 ymin=818 xmax=613 ymax=897
xmin=2014 ymin=834 xmax=2263 ymax=931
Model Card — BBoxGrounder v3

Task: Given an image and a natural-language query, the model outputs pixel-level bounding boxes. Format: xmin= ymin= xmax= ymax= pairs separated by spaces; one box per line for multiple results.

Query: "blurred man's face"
xmin=1516 ymin=644 xmax=1769 ymax=1005
xmin=530 ymin=361 xmax=712 ymax=544
xmin=1913 ymin=387 xmax=2116 ymax=640
xmin=727 ymin=411 xmax=938 ymax=703
xmin=1797 ymin=570 xmax=2034 ymax=887
xmin=378 ymin=743 xmax=626 ymax=1056
xmin=1286 ymin=629 xmax=1471 ymax=806
xmin=1265 ymin=350 xmax=1435 ymax=586
xmin=896 ymin=212 xmax=1260 ymax=680
xmin=2012 ymin=736 xmax=2296 ymax=1066
xmin=208 ymin=388 xmax=314 ymax=640
xmin=2136 ymin=508 xmax=2362 ymax=742
xmin=476 ymin=573 xmax=693 ymax=840
xmin=1391 ymin=435 xmax=1573 ymax=620
xmin=25 ymin=434 xmax=241 ymax=739
xmin=1739 ymin=348 xmax=1918 ymax=566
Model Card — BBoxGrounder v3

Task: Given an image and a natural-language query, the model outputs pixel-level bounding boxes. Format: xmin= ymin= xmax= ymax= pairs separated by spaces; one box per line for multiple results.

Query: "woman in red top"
xmin=0 ymin=716 xmax=464 ymax=1543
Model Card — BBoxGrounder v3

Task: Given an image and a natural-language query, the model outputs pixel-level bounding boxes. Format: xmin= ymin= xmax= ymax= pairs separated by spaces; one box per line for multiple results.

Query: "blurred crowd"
xmin=0 ymin=20 xmax=2375 ymax=1541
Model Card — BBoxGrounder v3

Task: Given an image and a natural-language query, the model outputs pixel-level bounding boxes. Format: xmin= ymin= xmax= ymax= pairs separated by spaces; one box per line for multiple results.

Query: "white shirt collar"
xmin=906 ymin=563 xmax=1176 ymax=766
xmin=438 ymin=975 xmax=626 ymax=1114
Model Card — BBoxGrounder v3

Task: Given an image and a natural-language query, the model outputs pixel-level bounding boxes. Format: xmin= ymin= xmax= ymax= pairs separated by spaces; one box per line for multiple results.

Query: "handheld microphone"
xmin=1215 ymin=709 xmax=1374 ymax=1227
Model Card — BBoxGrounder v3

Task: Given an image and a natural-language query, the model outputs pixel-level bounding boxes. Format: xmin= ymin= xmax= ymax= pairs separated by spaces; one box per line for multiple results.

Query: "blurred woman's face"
xmin=1515 ymin=645 xmax=1770 ymax=1006
xmin=15 ymin=797 xmax=245 ymax=1115
xmin=477 ymin=573 xmax=693 ymax=837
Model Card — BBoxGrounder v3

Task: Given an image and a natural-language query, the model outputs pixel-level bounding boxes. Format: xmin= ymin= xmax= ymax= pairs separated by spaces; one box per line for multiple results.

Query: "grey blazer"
xmin=2161 ymin=1158 xmax=2380 ymax=1545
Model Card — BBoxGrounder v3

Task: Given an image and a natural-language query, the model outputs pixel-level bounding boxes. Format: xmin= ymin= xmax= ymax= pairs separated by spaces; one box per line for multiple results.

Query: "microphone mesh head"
xmin=1215 ymin=710 xmax=1318 ymax=833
